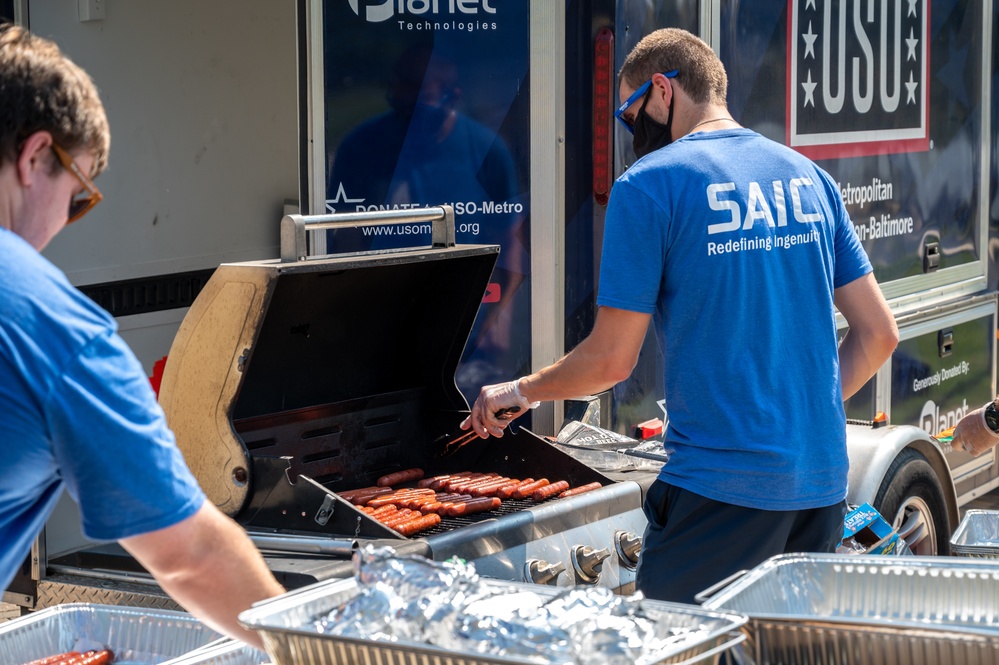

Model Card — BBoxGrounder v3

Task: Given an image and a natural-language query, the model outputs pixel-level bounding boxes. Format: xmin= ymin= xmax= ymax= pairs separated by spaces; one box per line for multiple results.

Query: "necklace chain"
xmin=690 ymin=117 xmax=734 ymax=131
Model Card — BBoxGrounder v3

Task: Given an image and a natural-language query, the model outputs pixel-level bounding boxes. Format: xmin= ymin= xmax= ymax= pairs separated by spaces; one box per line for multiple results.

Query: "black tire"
xmin=873 ymin=447 xmax=951 ymax=556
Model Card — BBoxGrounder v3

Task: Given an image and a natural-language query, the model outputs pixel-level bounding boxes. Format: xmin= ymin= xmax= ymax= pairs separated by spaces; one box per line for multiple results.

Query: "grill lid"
xmin=159 ymin=207 xmax=499 ymax=517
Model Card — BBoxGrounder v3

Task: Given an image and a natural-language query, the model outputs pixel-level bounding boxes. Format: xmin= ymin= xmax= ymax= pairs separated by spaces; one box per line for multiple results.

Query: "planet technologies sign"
xmin=787 ymin=0 xmax=929 ymax=160
xmin=348 ymin=0 xmax=497 ymax=26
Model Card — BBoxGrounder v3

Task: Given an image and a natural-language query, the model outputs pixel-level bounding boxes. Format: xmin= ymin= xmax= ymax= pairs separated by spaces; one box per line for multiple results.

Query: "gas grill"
xmin=40 ymin=207 xmax=654 ymax=607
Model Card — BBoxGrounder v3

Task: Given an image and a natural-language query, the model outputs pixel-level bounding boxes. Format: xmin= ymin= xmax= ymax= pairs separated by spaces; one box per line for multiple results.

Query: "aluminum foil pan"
xmin=160 ymin=641 xmax=272 ymax=665
xmin=699 ymin=553 xmax=999 ymax=665
xmin=0 ymin=603 xmax=223 ymax=665
xmin=240 ymin=553 xmax=745 ymax=665
xmin=951 ymin=509 xmax=999 ymax=558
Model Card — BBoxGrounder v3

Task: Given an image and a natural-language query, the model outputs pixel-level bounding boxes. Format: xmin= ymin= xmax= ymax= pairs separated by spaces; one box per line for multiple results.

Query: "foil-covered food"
xmin=313 ymin=547 xmax=714 ymax=665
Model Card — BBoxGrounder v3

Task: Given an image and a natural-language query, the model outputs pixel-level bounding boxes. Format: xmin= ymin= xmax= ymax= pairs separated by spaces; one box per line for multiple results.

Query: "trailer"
xmin=1 ymin=0 xmax=996 ymax=611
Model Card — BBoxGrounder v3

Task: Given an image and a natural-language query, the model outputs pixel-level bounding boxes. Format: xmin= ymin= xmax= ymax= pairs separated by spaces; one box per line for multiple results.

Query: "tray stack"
xmin=238 ymin=576 xmax=747 ymax=665
xmin=951 ymin=510 xmax=999 ymax=559
xmin=699 ymin=553 xmax=999 ymax=665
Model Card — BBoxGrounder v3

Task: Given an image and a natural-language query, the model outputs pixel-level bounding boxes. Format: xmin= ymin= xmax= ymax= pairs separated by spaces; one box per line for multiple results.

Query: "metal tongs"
xmin=436 ymin=407 xmax=521 ymax=458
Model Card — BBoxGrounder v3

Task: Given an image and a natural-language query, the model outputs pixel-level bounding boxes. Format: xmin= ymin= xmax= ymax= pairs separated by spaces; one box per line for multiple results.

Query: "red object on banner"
xmin=150 ymin=355 xmax=168 ymax=398
xmin=482 ymin=283 xmax=502 ymax=303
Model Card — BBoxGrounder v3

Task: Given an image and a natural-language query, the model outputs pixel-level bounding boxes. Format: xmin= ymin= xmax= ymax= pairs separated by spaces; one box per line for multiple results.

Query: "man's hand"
xmin=952 ymin=401 xmax=999 ymax=457
xmin=461 ymin=378 xmax=535 ymax=438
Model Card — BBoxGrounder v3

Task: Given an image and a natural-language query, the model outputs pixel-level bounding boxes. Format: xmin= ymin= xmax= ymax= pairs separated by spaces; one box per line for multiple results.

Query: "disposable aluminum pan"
xmin=698 ymin=553 xmax=999 ymax=665
xmin=951 ymin=509 xmax=999 ymax=558
xmin=160 ymin=641 xmax=272 ymax=665
xmin=239 ymin=576 xmax=746 ymax=665
xmin=0 ymin=603 xmax=223 ymax=665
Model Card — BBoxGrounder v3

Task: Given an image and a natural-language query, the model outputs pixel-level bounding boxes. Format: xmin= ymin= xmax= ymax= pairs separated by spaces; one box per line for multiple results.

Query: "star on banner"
xmin=906 ymin=27 xmax=918 ymax=61
xmin=802 ymin=21 xmax=818 ymax=60
xmin=802 ymin=70 xmax=817 ymax=107
xmin=907 ymin=0 xmax=918 ymax=17
xmin=805 ymin=0 xmax=816 ymax=9
xmin=905 ymin=71 xmax=918 ymax=104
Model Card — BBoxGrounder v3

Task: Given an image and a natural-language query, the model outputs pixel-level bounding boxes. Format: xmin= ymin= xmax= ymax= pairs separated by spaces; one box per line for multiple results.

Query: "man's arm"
xmin=119 ymin=503 xmax=284 ymax=650
xmin=464 ymin=306 xmax=651 ymax=437
xmin=833 ymin=272 xmax=899 ymax=399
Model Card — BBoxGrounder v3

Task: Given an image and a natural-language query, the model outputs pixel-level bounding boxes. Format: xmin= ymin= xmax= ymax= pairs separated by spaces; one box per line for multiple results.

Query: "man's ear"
xmin=16 ymin=131 xmax=55 ymax=186
xmin=652 ymin=73 xmax=674 ymax=107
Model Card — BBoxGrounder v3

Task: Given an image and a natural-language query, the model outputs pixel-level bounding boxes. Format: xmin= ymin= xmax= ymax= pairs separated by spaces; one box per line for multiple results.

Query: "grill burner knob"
xmin=525 ymin=559 xmax=566 ymax=585
xmin=615 ymin=531 xmax=642 ymax=567
xmin=571 ymin=545 xmax=611 ymax=584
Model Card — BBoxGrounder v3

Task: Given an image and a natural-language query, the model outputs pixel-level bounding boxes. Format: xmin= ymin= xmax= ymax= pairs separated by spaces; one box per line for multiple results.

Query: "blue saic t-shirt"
xmin=598 ymin=128 xmax=871 ymax=511
xmin=0 ymin=228 xmax=205 ymax=592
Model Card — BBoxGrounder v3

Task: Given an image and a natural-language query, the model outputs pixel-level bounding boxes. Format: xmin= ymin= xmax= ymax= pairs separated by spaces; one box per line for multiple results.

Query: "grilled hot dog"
xmin=393 ymin=513 xmax=442 ymax=536
xmin=445 ymin=496 xmax=501 ymax=517
xmin=558 ymin=482 xmax=603 ymax=498
xmin=376 ymin=468 xmax=425 ymax=487
xmin=511 ymin=479 xmax=550 ymax=500
xmin=531 ymin=480 xmax=570 ymax=502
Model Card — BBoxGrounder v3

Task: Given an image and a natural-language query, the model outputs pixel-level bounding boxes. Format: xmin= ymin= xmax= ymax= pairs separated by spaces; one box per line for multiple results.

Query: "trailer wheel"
xmin=873 ymin=448 xmax=951 ymax=556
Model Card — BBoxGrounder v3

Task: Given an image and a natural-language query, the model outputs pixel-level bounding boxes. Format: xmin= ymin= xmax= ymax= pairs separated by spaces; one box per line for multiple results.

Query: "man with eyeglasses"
xmin=462 ymin=28 xmax=899 ymax=603
xmin=0 ymin=24 xmax=283 ymax=646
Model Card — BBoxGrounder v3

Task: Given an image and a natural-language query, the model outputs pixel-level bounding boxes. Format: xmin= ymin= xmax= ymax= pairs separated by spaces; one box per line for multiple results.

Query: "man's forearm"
xmin=150 ymin=522 xmax=281 ymax=649
xmin=121 ymin=505 xmax=284 ymax=650
xmin=518 ymin=307 xmax=651 ymax=404
xmin=838 ymin=327 xmax=895 ymax=400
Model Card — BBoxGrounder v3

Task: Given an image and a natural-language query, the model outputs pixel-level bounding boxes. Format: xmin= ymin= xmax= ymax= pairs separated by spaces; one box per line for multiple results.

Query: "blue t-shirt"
xmin=0 ymin=228 xmax=205 ymax=592
xmin=598 ymin=128 xmax=871 ymax=511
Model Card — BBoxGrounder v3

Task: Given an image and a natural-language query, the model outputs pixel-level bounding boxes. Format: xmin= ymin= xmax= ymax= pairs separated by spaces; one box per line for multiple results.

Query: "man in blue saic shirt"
xmin=461 ymin=28 xmax=899 ymax=604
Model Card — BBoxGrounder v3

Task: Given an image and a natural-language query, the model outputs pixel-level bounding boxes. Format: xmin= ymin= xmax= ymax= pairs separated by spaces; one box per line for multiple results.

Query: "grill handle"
xmin=249 ymin=533 xmax=358 ymax=557
xmin=280 ymin=205 xmax=456 ymax=261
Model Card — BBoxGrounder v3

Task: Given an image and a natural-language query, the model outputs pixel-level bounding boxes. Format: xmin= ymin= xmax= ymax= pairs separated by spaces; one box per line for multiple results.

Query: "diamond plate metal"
xmin=37 ymin=574 xmax=182 ymax=611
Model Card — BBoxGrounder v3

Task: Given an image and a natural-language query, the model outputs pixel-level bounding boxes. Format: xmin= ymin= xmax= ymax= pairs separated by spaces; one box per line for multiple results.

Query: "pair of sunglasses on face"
xmin=614 ymin=70 xmax=678 ymax=134
xmin=51 ymin=143 xmax=103 ymax=224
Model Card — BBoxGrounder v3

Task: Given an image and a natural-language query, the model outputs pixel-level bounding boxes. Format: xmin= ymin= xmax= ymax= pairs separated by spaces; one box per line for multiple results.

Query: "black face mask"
xmin=632 ymin=94 xmax=674 ymax=159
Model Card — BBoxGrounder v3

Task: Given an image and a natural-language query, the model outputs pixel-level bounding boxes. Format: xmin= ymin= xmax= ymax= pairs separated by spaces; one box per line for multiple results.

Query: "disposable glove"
xmin=951 ymin=401 xmax=999 ymax=457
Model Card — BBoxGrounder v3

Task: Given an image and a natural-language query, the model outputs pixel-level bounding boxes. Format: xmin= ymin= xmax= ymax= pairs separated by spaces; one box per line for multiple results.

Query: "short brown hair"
xmin=619 ymin=28 xmax=728 ymax=106
xmin=0 ymin=23 xmax=110 ymax=175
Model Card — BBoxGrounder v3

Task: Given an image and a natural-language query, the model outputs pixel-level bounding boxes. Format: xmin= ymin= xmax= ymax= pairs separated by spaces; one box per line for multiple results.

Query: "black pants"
xmin=636 ymin=479 xmax=847 ymax=605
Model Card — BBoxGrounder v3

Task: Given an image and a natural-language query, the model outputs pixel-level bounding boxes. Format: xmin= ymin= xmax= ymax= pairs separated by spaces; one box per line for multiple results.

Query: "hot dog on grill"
xmin=376 ymin=468 xmax=425 ymax=487
xmin=511 ymin=479 xmax=550 ymax=500
xmin=558 ymin=481 xmax=603 ymax=498
xmin=445 ymin=496 xmax=501 ymax=517
xmin=339 ymin=486 xmax=392 ymax=504
xmin=531 ymin=480 xmax=570 ymax=502
xmin=393 ymin=513 xmax=442 ymax=536
xmin=497 ymin=478 xmax=534 ymax=499
xmin=468 ymin=477 xmax=518 ymax=497
xmin=366 ymin=488 xmax=434 ymax=508
xmin=379 ymin=509 xmax=417 ymax=527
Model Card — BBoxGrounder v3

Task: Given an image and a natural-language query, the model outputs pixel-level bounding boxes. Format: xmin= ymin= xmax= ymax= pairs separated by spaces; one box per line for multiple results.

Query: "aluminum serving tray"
xmin=239 ymin=576 xmax=746 ymax=665
xmin=951 ymin=509 xmax=999 ymax=558
xmin=698 ymin=553 xmax=999 ymax=665
xmin=160 ymin=641 xmax=272 ymax=665
xmin=0 ymin=603 xmax=223 ymax=665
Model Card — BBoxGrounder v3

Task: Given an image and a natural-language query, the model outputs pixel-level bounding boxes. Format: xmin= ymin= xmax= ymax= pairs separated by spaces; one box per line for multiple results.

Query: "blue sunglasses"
xmin=614 ymin=70 xmax=679 ymax=134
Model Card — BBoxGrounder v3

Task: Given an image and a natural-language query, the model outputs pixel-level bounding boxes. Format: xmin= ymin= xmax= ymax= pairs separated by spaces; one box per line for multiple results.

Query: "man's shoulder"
xmin=0 ymin=230 xmax=115 ymax=358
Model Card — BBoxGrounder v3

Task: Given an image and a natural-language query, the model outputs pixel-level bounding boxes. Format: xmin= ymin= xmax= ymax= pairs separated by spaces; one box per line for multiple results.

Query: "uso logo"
xmin=787 ymin=0 xmax=929 ymax=160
